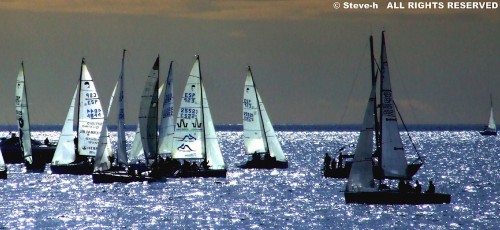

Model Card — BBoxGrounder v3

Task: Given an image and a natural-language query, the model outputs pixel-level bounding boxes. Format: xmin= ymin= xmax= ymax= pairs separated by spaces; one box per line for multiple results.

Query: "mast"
xmin=370 ymin=35 xmax=381 ymax=160
xmin=117 ymin=49 xmax=127 ymax=165
xmin=198 ymin=55 xmax=207 ymax=160
xmin=378 ymin=32 xmax=385 ymax=167
xmin=155 ymin=55 xmax=160 ymax=164
xmin=249 ymin=66 xmax=269 ymax=153
xmin=76 ymin=58 xmax=84 ymax=157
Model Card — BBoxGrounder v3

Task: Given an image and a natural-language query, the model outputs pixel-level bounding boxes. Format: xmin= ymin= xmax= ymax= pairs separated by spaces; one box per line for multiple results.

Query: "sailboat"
xmin=93 ymin=56 xmax=162 ymax=183
xmin=344 ymin=32 xmax=450 ymax=204
xmin=0 ymin=63 xmax=56 ymax=166
xmin=480 ymin=94 xmax=497 ymax=136
xmin=171 ymin=55 xmax=227 ymax=178
xmin=14 ymin=62 xmax=46 ymax=172
xmin=0 ymin=148 xmax=7 ymax=179
xmin=239 ymin=66 xmax=288 ymax=169
xmin=50 ymin=58 xmax=104 ymax=175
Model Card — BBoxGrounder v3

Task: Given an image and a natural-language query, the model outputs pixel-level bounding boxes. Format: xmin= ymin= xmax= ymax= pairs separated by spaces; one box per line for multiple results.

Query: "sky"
xmin=0 ymin=0 xmax=498 ymax=126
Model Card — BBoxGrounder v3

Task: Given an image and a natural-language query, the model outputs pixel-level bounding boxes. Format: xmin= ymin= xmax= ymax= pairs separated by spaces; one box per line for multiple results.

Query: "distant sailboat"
xmin=480 ymin=94 xmax=497 ymax=136
xmin=50 ymin=58 xmax=104 ymax=175
xmin=15 ymin=62 xmax=46 ymax=172
xmin=344 ymin=32 xmax=450 ymax=204
xmin=239 ymin=66 xmax=288 ymax=169
xmin=93 ymin=56 xmax=161 ymax=183
xmin=172 ymin=55 xmax=227 ymax=178
xmin=0 ymin=148 xmax=7 ymax=179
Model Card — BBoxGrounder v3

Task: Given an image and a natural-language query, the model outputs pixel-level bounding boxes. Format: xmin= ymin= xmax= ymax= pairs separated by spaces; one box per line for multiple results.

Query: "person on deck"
xmin=324 ymin=153 xmax=331 ymax=170
xmin=426 ymin=180 xmax=435 ymax=194
xmin=201 ymin=160 xmax=210 ymax=170
xmin=415 ymin=180 xmax=422 ymax=193
xmin=44 ymin=137 xmax=50 ymax=145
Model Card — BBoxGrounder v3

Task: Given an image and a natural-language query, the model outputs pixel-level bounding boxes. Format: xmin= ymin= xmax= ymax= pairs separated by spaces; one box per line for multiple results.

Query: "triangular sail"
xmin=172 ymin=56 xmax=225 ymax=169
xmin=487 ymin=94 xmax=496 ymax=131
xmin=94 ymin=82 xmax=118 ymax=172
xmin=379 ymin=32 xmax=408 ymax=179
xmin=116 ymin=50 xmax=128 ymax=166
xmin=15 ymin=62 xmax=33 ymax=164
xmin=159 ymin=61 xmax=175 ymax=155
xmin=172 ymin=58 xmax=205 ymax=160
xmin=51 ymin=85 xmax=78 ymax=165
xmin=0 ymin=148 xmax=5 ymax=171
xmin=347 ymin=73 xmax=377 ymax=192
xmin=243 ymin=68 xmax=286 ymax=162
xmin=139 ymin=57 xmax=160 ymax=167
xmin=78 ymin=59 xmax=104 ymax=157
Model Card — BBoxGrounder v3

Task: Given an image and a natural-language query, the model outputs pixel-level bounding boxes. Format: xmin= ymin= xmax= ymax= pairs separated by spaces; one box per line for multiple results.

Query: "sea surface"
xmin=0 ymin=129 xmax=499 ymax=229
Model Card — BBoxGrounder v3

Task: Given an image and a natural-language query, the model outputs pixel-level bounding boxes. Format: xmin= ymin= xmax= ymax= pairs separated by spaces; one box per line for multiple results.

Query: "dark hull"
xmin=345 ymin=191 xmax=451 ymax=204
xmin=92 ymin=171 xmax=160 ymax=183
xmin=324 ymin=163 xmax=422 ymax=180
xmin=25 ymin=161 xmax=46 ymax=173
xmin=239 ymin=160 xmax=288 ymax=169
xmin=480 ymin=130 xmax=497 ymax=136
xmin=1 ymin=144 xmax=56 ymax=164
xmin=174 ymin=169 xmax=227 ymax=178
xmin=50 ymin=162 xmax=93 ymax=175
xmin=0 ymin=170 xmax=7 ymax=179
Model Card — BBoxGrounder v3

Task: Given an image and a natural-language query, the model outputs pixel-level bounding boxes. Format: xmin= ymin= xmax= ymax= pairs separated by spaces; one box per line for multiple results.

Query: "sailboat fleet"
xmin=0 ymin=32 xmax=458 ymax=205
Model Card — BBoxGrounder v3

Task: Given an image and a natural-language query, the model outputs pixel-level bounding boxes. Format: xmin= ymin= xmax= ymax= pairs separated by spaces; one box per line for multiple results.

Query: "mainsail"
xmin=94 ymin=82 xmax=118 ymax=172
xmin=158 ymin=61 xmax=175 ymax=155
xmin=243 ymin=67 xmax=286 ymax=162
xmin=487 ymin=94 xmax=496 ymax=131
xmin=172 ymin=56 xmax=225 ymax=169
xmin=379 ymin=32 xmax=409 ymax=179
xmin=116 ymin=50 xmax=128 ymax=166
xmin=51 ymin=85 xmax=78 ymax=165
xmin=346 ymin=36 xmax=377 ymax=192
xmin=78 ymin=59 xmax=104 ymax=157
xmin=15 ymin=62 xmax=33 ymax=164
xmin=0 ymin=148 xmax=5 ymax=171
xmin=139 ymin=57 xmax=160 ymax=167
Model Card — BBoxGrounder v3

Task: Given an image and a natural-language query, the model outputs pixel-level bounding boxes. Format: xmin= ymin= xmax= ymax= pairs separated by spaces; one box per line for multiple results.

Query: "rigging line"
xmin=393 ymin=101 xmax=424 ymax=163
xmin=338 ymin=40 xmax=370 ymax=125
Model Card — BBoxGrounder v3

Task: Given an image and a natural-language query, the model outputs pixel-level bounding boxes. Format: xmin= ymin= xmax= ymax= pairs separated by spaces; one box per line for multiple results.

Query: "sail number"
xmin=184 ymin=93 xmax=196 ymax=103
xmin=243 ymin=99 xmax=252 ymax=109
xmin=86 ymin=109 xmax=102 ymax=118
xmin=243 ymin=112 xmax=254 ymax=122
xmin=180 ymin=108 xmax=198 ymax=119
xmin=86 ymin=92 xmax=98 ymax=98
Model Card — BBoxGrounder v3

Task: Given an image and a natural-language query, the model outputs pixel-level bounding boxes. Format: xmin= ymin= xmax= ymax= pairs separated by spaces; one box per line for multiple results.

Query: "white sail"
xmin=243 ymin=68 xmax=286 ymax=162
xmin=346 ymin=78 xmax=377 ymax=192
xmin=94 ymin=81 xmax=118 ymax=172
xmin=51 ymin=85 xmax=78 ymax=165
xmin=116 ymin=50 xmax=128 ymax=166
xmin=487 ymin=95 xmax=496 ymax=130
xmin=158 ymin=61 xmax=175 ymax=155
xmin=15 ymin=62 xmax=32 ymax=164
xmin=0 ymin=148 xmax=6 ymax=171
xmin=172 ymin=58 xmax=205 ymax=160
xmin=380 ymin=33 xmax=408 ymax=178
xmin=129 ymin=82 xmax=165 ymax=162
xmin=78 ymin=60 xmax=104 ymax=157
xmin=139 ymin=57 xmax=160 ymax=167
xmin=173 ymin=56 xmax=225 ymax=169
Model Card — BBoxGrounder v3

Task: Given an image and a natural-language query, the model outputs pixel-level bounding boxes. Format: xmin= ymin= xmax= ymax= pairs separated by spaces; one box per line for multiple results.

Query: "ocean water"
xmin=0 ymin=130 xmax=499 ymax=229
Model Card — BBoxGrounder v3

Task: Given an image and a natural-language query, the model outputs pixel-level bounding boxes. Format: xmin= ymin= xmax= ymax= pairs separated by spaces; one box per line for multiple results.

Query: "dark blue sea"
xmin=1 ymin=127 xmax=499 ymax=229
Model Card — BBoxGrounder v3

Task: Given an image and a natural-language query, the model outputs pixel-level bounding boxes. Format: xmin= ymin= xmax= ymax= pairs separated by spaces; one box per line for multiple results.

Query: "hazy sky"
xmin=0 ymin=1 xmax=498 ymax=126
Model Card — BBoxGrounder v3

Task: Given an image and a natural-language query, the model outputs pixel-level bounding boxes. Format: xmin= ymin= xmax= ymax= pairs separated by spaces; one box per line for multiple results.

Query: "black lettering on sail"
xmin=192 ymin=118 xmax=202 ymax=128
xmin=177 ymin=119 xmax=188 ymax=128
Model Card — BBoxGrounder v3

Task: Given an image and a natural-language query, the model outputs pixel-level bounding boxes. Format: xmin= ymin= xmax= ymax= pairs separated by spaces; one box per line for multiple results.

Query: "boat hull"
xmin=0 ymin=170 xmax=7 ymax=179
xmin=174 ymin=168 xmax=227 ymax=178
xmin=25 ymin=161 xmax=46 ymax=173
xmin=0 ymin=141 xmax=56 ymax=164
xmin=92 ymin=171 xmax=160 ymax=183
xmin=239 ymin=160 xmax=288 ymax=169
xmin=50 ymin=162 xmax=93 ymax=175
xmin=324 ymin=163 xmax=422 ymax=180
xmin=480 ymin=130 xmax=497 ymax=136
xmin=344 ymin=191 xmax=451 ymax=204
